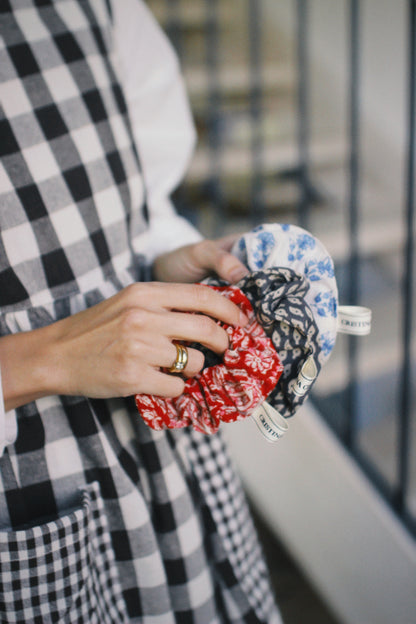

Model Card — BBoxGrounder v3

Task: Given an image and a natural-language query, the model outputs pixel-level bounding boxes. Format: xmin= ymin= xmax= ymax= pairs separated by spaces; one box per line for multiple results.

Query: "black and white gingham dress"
xmin=0 ymin=1 xmax=282 ymax=622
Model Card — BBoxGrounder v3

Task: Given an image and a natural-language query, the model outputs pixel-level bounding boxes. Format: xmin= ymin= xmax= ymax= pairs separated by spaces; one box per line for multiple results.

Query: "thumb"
xmin=207 ymin=244 xmax=249 ymax=284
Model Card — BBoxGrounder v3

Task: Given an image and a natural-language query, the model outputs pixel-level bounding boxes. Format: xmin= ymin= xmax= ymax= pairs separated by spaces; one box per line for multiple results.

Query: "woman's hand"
xmin=153 ymin=235 xmax=249 ymax=284
xmin=0 ymin=282 xmax=248 ymax=411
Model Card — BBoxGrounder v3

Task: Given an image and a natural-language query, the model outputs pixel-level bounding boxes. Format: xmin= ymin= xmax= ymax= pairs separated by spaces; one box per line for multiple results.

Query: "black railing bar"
xmin=402 ymin=508 xmax=416 ymax=540
xmin=396 ymin=0 xmax=416 ymax=515
xmin=345 ymin=0 xmax=361 ymax=449
xmin=296 ymin=0 xmax=311 ymax=230
xmin=166 ymin=0 xmax=183 ymax=60
xmin=204 ymin=0 xmax=224 ymax=236
xmin=248 ymin=0 xmax=265 ymax=225
xmin=279 ymin=166 xmax=329 ymax=206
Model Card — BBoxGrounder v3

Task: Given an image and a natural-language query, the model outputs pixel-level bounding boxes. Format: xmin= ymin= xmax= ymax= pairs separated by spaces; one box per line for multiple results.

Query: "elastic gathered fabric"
xmin=135 ymin=286 xmax=283 ymax=434
xmin=236 ymin=267 xmax=322 ymax=418
xmin=233 ymin=223 xmax=338 ymax=365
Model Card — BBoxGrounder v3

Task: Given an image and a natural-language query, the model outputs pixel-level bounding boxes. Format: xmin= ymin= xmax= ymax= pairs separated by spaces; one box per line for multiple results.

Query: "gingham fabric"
xmin=0 ymin=2 xmax=281 ymax=622
xmin=0 ymin=480 xmax=129 ymax=623
xmin=185 ymin=430 xmax=282 ymax=624
xmin=0 ymin=0 xmax=148 ymax=312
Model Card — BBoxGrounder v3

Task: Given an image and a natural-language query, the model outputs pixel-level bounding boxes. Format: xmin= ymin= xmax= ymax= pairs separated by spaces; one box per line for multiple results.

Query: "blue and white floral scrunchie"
xmin=232 ymin=223 xmax=338 ymax=366
xmin=228 ymin=223 xmax=339 ymax=420
xmin=202 ymin=223 xmax=366 ymax=433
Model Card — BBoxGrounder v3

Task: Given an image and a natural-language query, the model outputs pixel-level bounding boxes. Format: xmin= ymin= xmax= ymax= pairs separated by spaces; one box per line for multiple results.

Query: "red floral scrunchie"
xmin=135 ymin=285 xmax=283 ymax=434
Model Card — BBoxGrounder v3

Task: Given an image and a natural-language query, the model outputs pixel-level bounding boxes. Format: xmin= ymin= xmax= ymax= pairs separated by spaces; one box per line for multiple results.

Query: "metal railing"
xmin=398 ymin=0 xmax=415 ymax=526
xmin=161 ymin=0 xmax=416 ymax=537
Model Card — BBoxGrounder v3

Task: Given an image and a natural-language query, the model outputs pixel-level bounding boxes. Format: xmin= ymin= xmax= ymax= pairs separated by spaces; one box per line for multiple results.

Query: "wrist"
xmin=0 ymin=324 xmax=62 ymax=411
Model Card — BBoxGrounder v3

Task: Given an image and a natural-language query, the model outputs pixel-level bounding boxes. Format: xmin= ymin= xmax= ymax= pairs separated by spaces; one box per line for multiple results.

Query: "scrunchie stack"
xmin=135 ymin=285 xmax=283 ymax=434
xmin=136 ymin=223 xmax=340 ymax=434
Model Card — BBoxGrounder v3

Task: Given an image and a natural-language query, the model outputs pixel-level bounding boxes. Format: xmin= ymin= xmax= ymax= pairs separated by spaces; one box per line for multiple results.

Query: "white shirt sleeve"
xmin=112 ymin=0 xmax=203 ymax=261
xmin=0 ymin=367 xmax=17 ymax=457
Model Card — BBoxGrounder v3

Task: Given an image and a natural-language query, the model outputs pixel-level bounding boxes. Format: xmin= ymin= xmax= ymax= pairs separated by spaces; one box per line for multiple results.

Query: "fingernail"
xmin=239 ymin=311 xmax=249 ymax=326
xmin=229 ymin=266 xmax=249 ymax=283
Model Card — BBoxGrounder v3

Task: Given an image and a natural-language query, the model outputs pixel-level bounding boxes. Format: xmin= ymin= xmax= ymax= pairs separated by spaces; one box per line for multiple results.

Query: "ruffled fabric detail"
xmin=135 ymin=286 xmax=283 ymax=434
xmin=237 ymin=267 xmax=321 ymax=418
xmin=232 ymin=223 xmax=338 ymax=364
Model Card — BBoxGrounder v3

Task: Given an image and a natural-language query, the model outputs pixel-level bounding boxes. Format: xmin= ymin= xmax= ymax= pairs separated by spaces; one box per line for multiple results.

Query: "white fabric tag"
xmin=293 ymin=354 xmax=318 ymax=397
xmin=251 ymin=402 xmax=289 ymax=443
xmin=337 ymin=305 xmax=372 ymax=335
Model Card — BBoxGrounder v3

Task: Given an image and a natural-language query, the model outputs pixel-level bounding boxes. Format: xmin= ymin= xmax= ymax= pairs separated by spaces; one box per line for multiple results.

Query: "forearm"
xmin=0 ymin=325 xmax=60 ymax=412
xmin=0 ymin=282 xmax=246 ymax=413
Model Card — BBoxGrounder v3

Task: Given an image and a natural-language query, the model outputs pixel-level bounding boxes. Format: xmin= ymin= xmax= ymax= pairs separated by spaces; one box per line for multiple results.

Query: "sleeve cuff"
xmin=0 ymin=366 xmax=17 ymax=457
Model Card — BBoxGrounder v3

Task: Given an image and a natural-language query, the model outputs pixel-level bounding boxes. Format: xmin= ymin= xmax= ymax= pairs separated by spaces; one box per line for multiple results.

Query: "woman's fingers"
xmin=121 ymin=282 xmax=248 ymax=328
xmin=165 ymin=344 xmax=205 ymax=378
xmin=191 ymin=239 xmax=249 ymax=283
xmin=119 ymin=306 xmax=230 ymax=354
xmin=153 ymin=237 xmax=249 ymax=284
xmin=49 ymin=281 xmax=246 ymax=400
xmin=166 ymin=311 xmax=231 ymax=353
xmin=141 ymin=368 xmax=186 ymax=398
xmin=142 ymin=338 xmax=205 ymax=377
xmin=119 ymin=342 xmax=203 ymax=398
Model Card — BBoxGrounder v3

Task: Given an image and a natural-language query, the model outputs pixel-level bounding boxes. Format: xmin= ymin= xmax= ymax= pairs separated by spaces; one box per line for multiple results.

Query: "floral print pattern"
xmin=136 ymin=223 xmax=340 ymax=432
xmin=236 ymin=268 xmax=322 ymax=418
xmin=135 ymin=286 xmax=283 ymax=434
xmin=232 ymin=223 xmax=338 ymax=365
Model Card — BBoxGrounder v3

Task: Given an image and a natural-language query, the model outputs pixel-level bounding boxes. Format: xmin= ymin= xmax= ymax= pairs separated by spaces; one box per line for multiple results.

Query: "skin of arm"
xmin=0 ymin=237 xmax=249 ymax=412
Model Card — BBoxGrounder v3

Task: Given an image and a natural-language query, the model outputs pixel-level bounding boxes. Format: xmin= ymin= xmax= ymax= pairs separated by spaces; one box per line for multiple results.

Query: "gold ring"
xmin=168 ymin=343 xmax=188 ymax=373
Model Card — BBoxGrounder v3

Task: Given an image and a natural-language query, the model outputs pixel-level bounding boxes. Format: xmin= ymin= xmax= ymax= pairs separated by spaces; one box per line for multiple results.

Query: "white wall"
xmin=223 ymin=406 xmax=416 ymax=624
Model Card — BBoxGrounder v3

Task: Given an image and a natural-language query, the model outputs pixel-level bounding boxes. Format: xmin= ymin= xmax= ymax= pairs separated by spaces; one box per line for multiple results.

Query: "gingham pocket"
xmin=0 ymin=482 xmax=128 ymax=623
